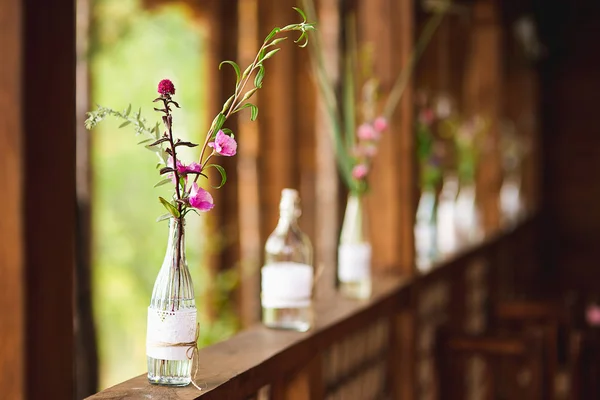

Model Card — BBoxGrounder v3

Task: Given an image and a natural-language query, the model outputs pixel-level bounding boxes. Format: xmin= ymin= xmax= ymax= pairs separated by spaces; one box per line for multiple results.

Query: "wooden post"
xmin=0 ymin=0 xmax=77 ymax=397
xmin=357 ymin=0 xmax=416 ymax=273
xmin=75 ymin=0 xmax=99 ymax=395
xmin=236 ymin=0 xmax=263 ymax=327
xmin=463 ymin=0 xmax=503 ymax=233
xmin=0 ymin=0 xmax=24 ymax=397
xmin=313 ymin=0 xmax=341 ymax=297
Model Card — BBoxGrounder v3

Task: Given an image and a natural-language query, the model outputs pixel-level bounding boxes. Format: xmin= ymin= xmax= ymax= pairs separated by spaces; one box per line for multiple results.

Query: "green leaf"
xmin=263 ymin=48 xmax=280 ymax=61
xmin=219 ymin=60 xmax=241 ymax=85
xmin=265 ymin=27 xmax=280 ymax=43
xmin=156 ymin=213 xmax=172 ymax=222
xmin=254 ymin=65 xmax=265 ymax=88
xmin=206 ymin=164 xmax=227 ymax=188
xmin=154 ymin=178 xmax=172 ymax=188
xmin=212 ymin=113 xmax=227 ymax=133
xmin=125 ymin=104 xmax=131 ymax=117
xmin=294 ymin=32 xmax=308 ymax=48
xmin=236 ymin=103 xmax=260 ymax=121
xmin=159 ymin=196 xmax=180 ymax=218
xmin=221 ymin=128 xmax=233 ymax=135
xmin=137 ymin=138 xmax=153 ymax=145
xmin=293 ymin=7 xmax=307 ymax=22
xmin=119 ymin=121 xmax=131 ymax=128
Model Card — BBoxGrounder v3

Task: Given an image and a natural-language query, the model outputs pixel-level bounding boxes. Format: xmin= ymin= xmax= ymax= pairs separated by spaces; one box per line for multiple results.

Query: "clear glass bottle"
xmin=437 ymin=174 xmax=459 ymax=256
xmin=147 ymin=218 xmax=196 ymax=386
xmin=262 ymin=188 xmax=314 ymax=332
xmin=338 ymin=194 xmax=372 ymax=299
xmin=415 ymin=189 xmax=438 ymax=272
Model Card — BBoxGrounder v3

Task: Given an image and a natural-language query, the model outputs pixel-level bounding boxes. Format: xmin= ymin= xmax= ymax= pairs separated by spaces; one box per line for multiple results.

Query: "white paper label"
xmin=261 ymin=262 xmax=313 ymax=308
xmin=338 ymin=243 xmax=372 ymax=282
xmin=146 ymin=308 xmax=197 ymax=360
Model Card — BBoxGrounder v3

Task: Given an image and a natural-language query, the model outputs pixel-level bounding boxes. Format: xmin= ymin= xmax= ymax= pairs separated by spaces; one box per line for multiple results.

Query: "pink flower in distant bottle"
xmin=357 ymin=123 xmax=378 ymax=141
xmin=352 ymin=164 xmax=369 ymax=180
xmin=419 ymin=108 xmax=435 ymax=126
xmin=157 ymin=79 xmax=176 ymax=96
xmin=373 ymin=116 xmax=388 ymax=133
xmin=189 ymin=183 xmax=214 ymax=211
xmin=208 ymin=130 xmax=237 ymax=156
xmin=586 ymin=304 xmax=600 ymax=327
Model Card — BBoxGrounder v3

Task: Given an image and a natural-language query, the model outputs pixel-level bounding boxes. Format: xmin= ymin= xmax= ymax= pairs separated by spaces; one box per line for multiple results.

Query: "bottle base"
xmin=339 ymin=279 xmax=372 ymax=299
xmin=147 ymin=357 xmax=192 ymax=386
xmin=262 ymin=306 xmax=312 ymax=332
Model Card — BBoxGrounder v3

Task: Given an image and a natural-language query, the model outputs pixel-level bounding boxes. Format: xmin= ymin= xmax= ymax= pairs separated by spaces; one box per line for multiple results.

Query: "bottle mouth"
xmin=279 ymin=188 xmax=301 ymax=217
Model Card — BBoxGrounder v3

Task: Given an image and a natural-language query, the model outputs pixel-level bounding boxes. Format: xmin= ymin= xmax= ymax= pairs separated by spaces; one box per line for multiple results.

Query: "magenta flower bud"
xmin=157 ymin=79 xmax=176 ymax=96
xmin=208 ymin=130 xmax=237 ymax=156
xmin=373 ymin=116 xmax=388 ymax=132
xmin=357 ymin=123 xmax=378 ymax=141
xmin=352 ymin=164 xmax=369 ymax=180
xmin=189 ymin=183 xmax=214 ymax=211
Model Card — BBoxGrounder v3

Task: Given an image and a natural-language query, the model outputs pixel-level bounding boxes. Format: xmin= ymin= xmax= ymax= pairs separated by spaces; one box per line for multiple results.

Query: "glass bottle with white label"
xmin=147 ymin=218 xmax=196 ymax=386
xmin=338 ymin=193 xmax=372 ymax=299
xmin=262 ymin=188 xmax=314 ymax=332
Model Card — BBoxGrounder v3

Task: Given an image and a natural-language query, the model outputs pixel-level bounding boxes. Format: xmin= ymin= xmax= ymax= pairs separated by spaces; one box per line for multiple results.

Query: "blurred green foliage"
xmin=90 ymin=0 xmax=238 ymax=389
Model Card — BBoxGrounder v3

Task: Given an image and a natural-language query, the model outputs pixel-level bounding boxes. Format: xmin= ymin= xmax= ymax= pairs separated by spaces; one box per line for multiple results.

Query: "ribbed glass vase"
xmin=146 ymin=218 xmax=197 ymax=386
xmin=338 ymin=194 xmax=372 ymax=299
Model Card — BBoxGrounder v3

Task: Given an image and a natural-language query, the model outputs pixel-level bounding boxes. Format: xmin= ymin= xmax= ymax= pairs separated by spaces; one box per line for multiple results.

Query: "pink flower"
xmin=352 ymin=164 xmax=369 ymax=180
xmin=167 ymin=156 xmax=184 ymax=183
xmin=158 ymin=79 xmax=176 ymax=96
xmin=373 ymin=116 xmax=388 ymax=132
xmin=189 ymin=183 xmax=214 ymax=211
xmin=208 ymin=130 xmax=237 ymax=156
xmin=357 ymin=124 xmax=378 ymax=141
xmin=586 ymin=304 xmax=600 ymax=327
xmin=179 ymin=162 xmax=202 ymax=175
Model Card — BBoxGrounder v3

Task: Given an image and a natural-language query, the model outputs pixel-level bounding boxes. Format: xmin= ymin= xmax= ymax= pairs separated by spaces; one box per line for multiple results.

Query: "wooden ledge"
xmin=86 ymin=275 xmax=411 ymax=400
xmin=87 ymin=217 xmax=535 ymax=399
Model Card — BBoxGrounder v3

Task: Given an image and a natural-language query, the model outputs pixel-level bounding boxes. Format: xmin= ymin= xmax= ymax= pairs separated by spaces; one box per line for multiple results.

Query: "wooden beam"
xmin=463 ymin=0 xmax=503 ymax=232
xmin=75 ymin=0 xmax=99 ymax=395
xmin=22 ymin=0 xmax=76 ymax=397
xmin=313 ymin=0 xmax=341 ymax=296
xmin=236 ymin=0 xmax=262 ymax=327
xmin=257 ymin=0 xmax=298 ymax=239
xmin=357 ymin=0 xmax=416 ymax=274
xmin=0 ymin=0 xmax=24 ymax=396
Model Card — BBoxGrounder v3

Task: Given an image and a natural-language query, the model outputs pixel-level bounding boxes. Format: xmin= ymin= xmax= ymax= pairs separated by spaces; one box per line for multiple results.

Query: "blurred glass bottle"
xmin=262 ymin=189 xmax=314 ymax=332
xmin=338 ymin=194 xmax=372 ymax=299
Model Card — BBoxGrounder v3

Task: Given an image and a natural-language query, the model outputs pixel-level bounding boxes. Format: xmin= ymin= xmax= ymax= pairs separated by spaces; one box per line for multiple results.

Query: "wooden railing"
xmin=87 ymin=217 xmax=539 ymax=400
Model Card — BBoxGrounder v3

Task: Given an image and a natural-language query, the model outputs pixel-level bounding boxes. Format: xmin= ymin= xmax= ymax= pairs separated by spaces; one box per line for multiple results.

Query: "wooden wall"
xmin=538 ymin=0 xmax=600 ymax=294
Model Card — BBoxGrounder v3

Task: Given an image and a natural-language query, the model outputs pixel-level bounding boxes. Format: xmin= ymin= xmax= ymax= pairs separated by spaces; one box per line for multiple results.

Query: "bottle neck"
xmin=164 ymin=218 xmax=187 ymax=269
xmin=275 ymin=208 xmax=299 ymax=232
